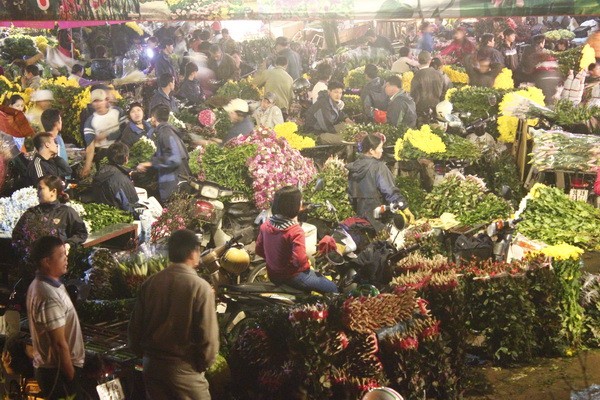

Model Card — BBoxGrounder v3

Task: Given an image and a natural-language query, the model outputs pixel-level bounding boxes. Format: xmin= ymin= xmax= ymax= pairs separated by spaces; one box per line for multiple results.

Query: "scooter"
xmin=180 ymin=175 xmax=258 ymax=248
xmin=485 ymin=217 xmax=522 ymax=262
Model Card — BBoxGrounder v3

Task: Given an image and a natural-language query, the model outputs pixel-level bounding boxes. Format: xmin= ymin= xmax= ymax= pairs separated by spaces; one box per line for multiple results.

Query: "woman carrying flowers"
xmin=256 ymin=186 xmax=338 ymax=294
xmin=346 ymin=134 xmax=415 ymax=231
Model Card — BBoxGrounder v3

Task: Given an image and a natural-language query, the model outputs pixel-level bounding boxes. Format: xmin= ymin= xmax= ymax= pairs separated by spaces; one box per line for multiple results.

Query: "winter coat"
xmin=12 ymin=201 xmax=88 ymax=249
xmin=386 ymin=91 xmax=417 ymax=129
xmin=255 ymin=216 xmax=310 ymax=282
xmin=151 ymin=122 xmax=191 ymax=202
xmin=92 ymin=163 xmax=139 ymax=213
xmin=304 ymin=91 xmax=348 ymax=134
xmin=176 ymin=78 xmax=205 ymax=106
xmin=411 ymin=67 xmax=445 ymax=115
xmin=208 ymin=53 xmax=240 ymax=82
xmin=346 ymin=155 xmax=408 ymax=231
xmin=26 ymin=153 xmax=72 ymax=186
xmin=277 ymin=48 xmax=302 ymax=80
xmin=149 ymin=89 xmax=179 ymax=114
xmin=120 ymin=121 xmax=154 ymax=148
xmin=361 ymin=77 xmax=389 ymax=119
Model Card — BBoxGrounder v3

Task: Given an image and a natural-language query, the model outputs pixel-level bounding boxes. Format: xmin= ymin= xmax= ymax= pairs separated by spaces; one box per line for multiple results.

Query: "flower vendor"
xmin=136 ymin=105 xmax=191 ymax=203
xmin=346 ymin=134 xmax=415 ymax=231
xmin=12 ymin=175 xmax=88 ymax=261
xmin=149 ymin=73 xmax=179 ymax=114
xmin=92 ymin=142 xmax=139 ymax=214
xmin=304 ymin=81 xmax=353 ymax=144
xmin=256 ymin=186 xmax=338 ymax=294
xmin=81 ymin=89 xmax=127 ymax=178
xmin=119 ymin=102 xmax=154 ymax=148
xmin=176 ymin=62 xmax=206 ymax=107
xmin=440 ymin=27 xmax=477 ymax=63
xmin=223 ymin=98 xmax=254 ymax=143
xmin=361 ymin=64 xmax=389 ymax=121
xmin=253 ymin=56 xmax=294 ymax=115
xmin=253 ymin=92 xmax=284 ymax=128
xmin=411 ymin=51 xmax=446 ymax=116
xmin=208 ymin=44 xmax=240 ymax=83
xmin=26 ymin=133 xmax=71 ymax=186
xmin=384 ymin=75 xmax=417 ymax=129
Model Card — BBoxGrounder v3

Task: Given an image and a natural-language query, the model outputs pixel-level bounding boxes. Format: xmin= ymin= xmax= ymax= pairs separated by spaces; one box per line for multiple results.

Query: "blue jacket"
xmin=151 ymin=122 xmax=191 ymax=202
xmin=346 ymin=155 xmax=407 ymax=230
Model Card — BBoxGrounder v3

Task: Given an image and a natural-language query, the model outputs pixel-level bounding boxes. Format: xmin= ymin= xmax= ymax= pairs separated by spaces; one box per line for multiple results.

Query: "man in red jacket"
xmin=256 ymin=186 xmax=338 ymax=293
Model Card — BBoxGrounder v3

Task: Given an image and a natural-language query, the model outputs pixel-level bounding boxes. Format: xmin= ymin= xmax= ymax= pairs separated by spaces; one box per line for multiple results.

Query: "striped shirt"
xmin=26 ymin=273 xmax=85 ymax=369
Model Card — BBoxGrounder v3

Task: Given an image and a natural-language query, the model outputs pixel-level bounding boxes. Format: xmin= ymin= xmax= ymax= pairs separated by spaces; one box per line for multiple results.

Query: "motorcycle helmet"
xmin=362 ymin=387 xmax=404 ymax=400
xmin=293 ymin=77 xmax=311 ymax=93
xmin=435 ymin=100 xmax=453 ymax=121
xmin=221 ymin=247 xmax=250 ymax=275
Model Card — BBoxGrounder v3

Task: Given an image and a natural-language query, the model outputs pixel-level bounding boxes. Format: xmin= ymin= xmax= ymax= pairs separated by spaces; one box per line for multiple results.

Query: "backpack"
xmin=352 ymin=240 xmax=396 ymax=286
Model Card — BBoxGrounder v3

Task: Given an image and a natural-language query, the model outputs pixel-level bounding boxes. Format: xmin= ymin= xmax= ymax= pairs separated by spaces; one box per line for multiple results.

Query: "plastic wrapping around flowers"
xmin=227 ymin=127 xmax=317 ymax=209
xmin=198 ymin=109 xmax=217 ymax=127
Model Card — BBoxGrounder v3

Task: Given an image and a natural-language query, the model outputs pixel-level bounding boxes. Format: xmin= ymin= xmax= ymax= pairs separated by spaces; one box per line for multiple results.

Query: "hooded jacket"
xmin=12 ymin=201 xmax=88 ymax=249
xmin=304 ymin=91 xmax=348 ymax=134
xmin=255 ymin=216 xmax=309 ymax=282
xmin=361 ymin=77 xmax=389 ymax=118
xmin=93 ymin=163 xmax=139 ymax=213
xmin=151 ymin=122 xmax=191 ymax=202
xmin=346 ymin=155 xmax=407 ymax=230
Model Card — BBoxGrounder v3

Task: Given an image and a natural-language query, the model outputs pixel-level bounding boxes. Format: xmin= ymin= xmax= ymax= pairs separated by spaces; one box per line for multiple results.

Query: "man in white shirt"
xmin=81 ymin=88 xmax=126 ymax=177
xmin=391 ymin=47 xmax=419 ymax=74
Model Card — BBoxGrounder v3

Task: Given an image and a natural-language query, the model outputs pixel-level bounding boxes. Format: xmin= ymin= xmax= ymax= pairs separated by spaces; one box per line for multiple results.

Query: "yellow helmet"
xmin=221 ymin=247 xmax=250 ymax=275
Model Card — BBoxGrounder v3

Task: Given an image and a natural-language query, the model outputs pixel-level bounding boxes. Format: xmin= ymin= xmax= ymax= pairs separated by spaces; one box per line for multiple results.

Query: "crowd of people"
xmin=1 ymin=18 xmax=599 ymax=399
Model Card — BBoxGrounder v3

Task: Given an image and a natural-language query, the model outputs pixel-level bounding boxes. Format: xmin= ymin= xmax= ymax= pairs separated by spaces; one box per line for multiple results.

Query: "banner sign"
xmin=0 ymin=0 xmax=597 ymax=21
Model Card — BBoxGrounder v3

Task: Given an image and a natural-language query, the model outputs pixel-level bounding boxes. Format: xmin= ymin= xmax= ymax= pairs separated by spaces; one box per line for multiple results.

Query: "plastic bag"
xmin=530 ymin=128 xmax=600 ymax=172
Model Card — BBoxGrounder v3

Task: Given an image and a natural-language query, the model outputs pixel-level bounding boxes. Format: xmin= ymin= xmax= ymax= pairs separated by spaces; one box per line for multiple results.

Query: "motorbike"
xmin=179 ymin=175 xmax=259 ymax=248
xmin=485 ymin=217 xmax=522 ymax=262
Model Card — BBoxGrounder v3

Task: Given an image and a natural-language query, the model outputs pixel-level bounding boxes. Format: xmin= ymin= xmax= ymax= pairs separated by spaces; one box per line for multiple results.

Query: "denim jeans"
xmin=287 ymin=269 xmax=338 ymax=294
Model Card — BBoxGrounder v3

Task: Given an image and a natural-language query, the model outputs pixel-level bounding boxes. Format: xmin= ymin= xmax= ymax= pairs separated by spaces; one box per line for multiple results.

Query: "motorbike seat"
xmin=226 ymin=203 xmax=254 ymax=217
xmin=222 ymin=283 xmax=308 ymax=296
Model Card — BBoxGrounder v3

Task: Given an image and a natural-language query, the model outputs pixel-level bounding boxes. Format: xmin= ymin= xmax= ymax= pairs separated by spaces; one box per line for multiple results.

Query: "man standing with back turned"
xmin=128 ymin=229 xmax=219 ymax=399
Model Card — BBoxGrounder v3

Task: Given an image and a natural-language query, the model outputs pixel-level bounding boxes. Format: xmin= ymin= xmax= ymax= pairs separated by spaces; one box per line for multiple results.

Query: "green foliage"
xmin=553 ymin=258 xmax=585 ymax=347
xmin=77 ymin=299 xmax=135 ymax=324
xmin=551 ymin=99 xmax=600 ymax=134
xmin=395 ymin=176 xmax=427 ymax=218
xmin=1 ymin=35 xmax=39 ymax=61
xmin=215 ymin=78 xmax=261 ymax=101
xmin=471 ymin=151 xmax=525 ymax=208
xmin=518 ymin=185 xmax=600 ymax=250
xmin=343 ymin=67 xmax=397 ymax=89
xmin=553 ymin=46 xmax=584 ymax=76
xmin=464 ymin=273 xmax=538 ymax=365
xmin=194 ymin=144 xmax=256 ymax=199
xmin=39 ymin=83 xmax=86 ymax=145
xmin=125 ymin=138 xmax=156 ymax=168
xmin=448 ymin=86 xmax=502 ymax=136
xmin=341 ymin=122 xmax=404 ymax=144
xmin=422 ymin=175 xmax=512 ymax=225
xmin=238 ymin=37 xmax=275 ymax=67
xmin=439 ymin=133 xmax=482 ymax=162
xmin=213 ymin=108 xmax=233 ymax=139
xmin=82 ymin=203 xmax=134 ymax=232
xmin=581 ymin=274 xmax=600 ymax=347
xmin=304 ymin=157 xmax=354 ymax=222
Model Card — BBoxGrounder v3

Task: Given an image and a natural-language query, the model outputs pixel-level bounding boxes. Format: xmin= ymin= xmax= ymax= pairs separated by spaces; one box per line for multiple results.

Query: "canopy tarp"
xmin=0 ymin=0 xmax=597 ymax=21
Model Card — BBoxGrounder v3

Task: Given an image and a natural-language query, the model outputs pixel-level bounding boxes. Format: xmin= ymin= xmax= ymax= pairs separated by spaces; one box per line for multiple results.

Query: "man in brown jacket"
xmin=128 ymin=229 xmax=219 ymax=400
xmin=207 ymin=44 xmax=240 ymax=83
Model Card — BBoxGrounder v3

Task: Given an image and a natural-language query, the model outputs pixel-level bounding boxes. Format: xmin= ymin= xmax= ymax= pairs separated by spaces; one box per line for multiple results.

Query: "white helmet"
xmin=362 ymin=387 xmax=404 ymax=400
xmin=436 ymin=100 xmax=453 ymax=120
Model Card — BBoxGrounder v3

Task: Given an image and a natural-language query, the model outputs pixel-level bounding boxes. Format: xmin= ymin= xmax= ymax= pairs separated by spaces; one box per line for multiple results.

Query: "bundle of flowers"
xmin=150 ymin=209 xmax=186 ymax=243
xmin=394 ymin=125 xmax=446 ymax=160
xmin=1 ymin=35 xmax=40 ymax=62
xmin=273 ymin=121 xmax=315 ymax=150
xmin=342 ymin=94 xmax=363 ymax=119
xmin=0 ymin=187 xmax=38 ymax=233
xmin=0 ymin=75 xmax=31 ymax=106
xmin=304 ymin=156 xmax=354 ymax=222
xmin=545 ymin=29 xmax=575 ymax=41
xmin=497 ymin=86 xmax=545 ymax=143
xmin=401 ymin=71 xmax=413 ymax=92
xmin=189 ymin=144 xmax=256 ymax=199
xmin=215 ymin=77 xmax=262 ymax=101
xmin=516 ymin=183 xmax=600 ymax=250
xmin=341 ymin=122 xmax=402 ymax=143
xmin=80 ymin=202 xmax=134 ymax=232
xmin=493 ymin=68 xmax=514 ymax=90
xmin=446 ymin=85 xmax=503 ymax=124
xmin=553 ymin=44 xmax=596 ymax=76
xmin=442 ymin=65 xmax=469 ymax=85
xmin=421 ymin=173 xmax=512 ymax=226
xmin=343 ymin=67 xmax=397 ymax=89
xmin=126 ymin=136 xmax=156 ymax=168
xmin=229 ymin=127 xmax=316 ymax=209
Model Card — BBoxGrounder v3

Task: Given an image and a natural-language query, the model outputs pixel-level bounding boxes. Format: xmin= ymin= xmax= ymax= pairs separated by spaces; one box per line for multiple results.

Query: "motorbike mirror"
xmin=500 ymin=185 xmax=513 ymax=201
xmin=313 ymin=178 xmax=325 ymax=192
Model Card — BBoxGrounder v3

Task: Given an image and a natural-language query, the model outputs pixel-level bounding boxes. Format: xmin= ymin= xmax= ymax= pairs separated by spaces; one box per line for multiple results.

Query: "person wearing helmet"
xmin=346 ymin=134 xmax=414 ymax=232
xmin=223 ymin=98 xmax=254 ymax=143
xmin=256 ymin=186 xmax=338 ymax=294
